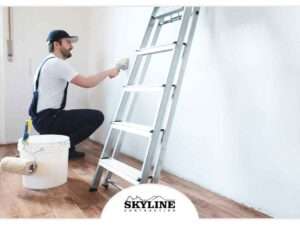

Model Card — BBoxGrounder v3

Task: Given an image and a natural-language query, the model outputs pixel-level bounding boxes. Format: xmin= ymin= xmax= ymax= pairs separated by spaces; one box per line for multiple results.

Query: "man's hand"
xmin=115 ymin=58 xmax=129 ymax=71
xmin=108 ymin=68 xmax=120 ymax=79
xmin=71 ymin=58 xmax=129 ymax=88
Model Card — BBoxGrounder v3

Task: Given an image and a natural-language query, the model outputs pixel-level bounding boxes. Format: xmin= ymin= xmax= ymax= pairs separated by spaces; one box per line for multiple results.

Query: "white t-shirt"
xmin=33 ymin=53 xmax=78 ymax=113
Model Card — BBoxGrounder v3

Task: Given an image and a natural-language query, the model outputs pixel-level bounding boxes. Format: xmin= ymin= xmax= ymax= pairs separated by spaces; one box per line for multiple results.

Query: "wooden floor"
xmin=0 ymin=140 xmax=270 ymax=218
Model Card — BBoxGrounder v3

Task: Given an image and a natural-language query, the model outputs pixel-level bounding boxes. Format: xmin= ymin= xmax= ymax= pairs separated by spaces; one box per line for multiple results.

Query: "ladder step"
xmin=111 ymin=121 xmax=153 ymax=137
xmin=99 ymin=158 xmax=140 ymax=185
xmin=154 ymin=7 xmax=184 ymax=19
xmin=136 ymin=43 xmax=176 ymax=56
xmin=159 ymin=15 xmax=182 ymax=26
xmin=123 ymin=84 xmax=165 ymax=92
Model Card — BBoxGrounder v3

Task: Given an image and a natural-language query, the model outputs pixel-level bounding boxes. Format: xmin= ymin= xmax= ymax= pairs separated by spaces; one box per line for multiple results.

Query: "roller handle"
xmin=22 ymin=119 xmax=32 ymax=142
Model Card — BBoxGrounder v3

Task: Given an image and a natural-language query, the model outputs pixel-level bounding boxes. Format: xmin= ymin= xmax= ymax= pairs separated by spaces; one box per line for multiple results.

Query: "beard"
xmin=61 ymin=48 xmax=72 ymax=59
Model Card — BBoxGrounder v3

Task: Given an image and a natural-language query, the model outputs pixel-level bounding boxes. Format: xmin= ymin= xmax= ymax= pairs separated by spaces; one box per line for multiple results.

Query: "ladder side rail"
xmin=139 ymin=7 xmax=193 ymax=183
xmin=109 ymin=16 xmax=163 ymax=159
xmin=100 ymin=8 xmax=158 ymax=159
xmin=90 ymin=8 xmax=159 ymax=190
xmin=111 ymin=17 xmax=164 ymax=158
xmin=104 ymin=9 xmax=161 ymax=185
xmin=102 ymin=17 xmax=165 ymax=186
xmin=113 ymin=8 xmax=159 ymax=123
xmin=152 ymin=7 xmax=200 ymax=183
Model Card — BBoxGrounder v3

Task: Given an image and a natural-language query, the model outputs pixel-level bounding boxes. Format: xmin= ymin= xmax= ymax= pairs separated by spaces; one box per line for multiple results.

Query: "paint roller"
xmin=14 ymin=119 xmax=32 ymax=158
xmin=0 ymin=157 xmax=37 ymax=175
xmin=0 ymin=119 xmax=37 ymax=175
xmin=22 ymin=119 xmax=32 ymax=143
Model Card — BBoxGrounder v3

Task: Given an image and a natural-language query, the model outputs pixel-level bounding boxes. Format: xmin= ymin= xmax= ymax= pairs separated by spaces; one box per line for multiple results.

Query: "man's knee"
xmin=93 ymin=110 xmax=104 ymax=128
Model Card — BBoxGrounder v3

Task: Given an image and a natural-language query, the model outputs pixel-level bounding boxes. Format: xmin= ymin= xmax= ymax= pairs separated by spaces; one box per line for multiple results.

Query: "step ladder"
xmin=89 ymin=7 xmax=200 ymax=191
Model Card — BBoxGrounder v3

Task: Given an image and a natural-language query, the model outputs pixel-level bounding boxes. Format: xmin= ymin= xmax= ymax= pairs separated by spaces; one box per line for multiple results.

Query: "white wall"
xmin=2 ymin=7 xmax=91 ymax=143
xmin=87 ymin=7 xmax=300 ymax=218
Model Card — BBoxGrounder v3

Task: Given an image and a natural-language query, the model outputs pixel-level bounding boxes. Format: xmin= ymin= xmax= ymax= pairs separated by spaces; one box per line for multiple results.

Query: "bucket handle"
xmin=19 ymin=145 xmax=46 ymax=161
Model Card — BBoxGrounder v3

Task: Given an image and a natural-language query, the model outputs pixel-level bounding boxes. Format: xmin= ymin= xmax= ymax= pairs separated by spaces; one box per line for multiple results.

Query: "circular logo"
xmin=101 ymin=184 xmax=198 ymax=222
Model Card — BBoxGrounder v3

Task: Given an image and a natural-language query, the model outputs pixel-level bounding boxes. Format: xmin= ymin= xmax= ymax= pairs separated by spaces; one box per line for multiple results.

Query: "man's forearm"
xmin=88 ymin=68 xmax=116 ymax=87
xmin=71 ymin=68 xmax=119 ymax=88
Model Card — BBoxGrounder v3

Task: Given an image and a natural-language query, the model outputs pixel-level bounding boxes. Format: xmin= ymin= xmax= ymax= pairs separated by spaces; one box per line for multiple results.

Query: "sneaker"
xmin=69 ymin=150 xmax=85 ymax=160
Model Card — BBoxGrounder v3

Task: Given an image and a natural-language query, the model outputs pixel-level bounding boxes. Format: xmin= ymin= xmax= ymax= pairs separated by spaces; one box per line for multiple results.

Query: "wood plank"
xmin=48 ymin=195 xmax=86 ymax=218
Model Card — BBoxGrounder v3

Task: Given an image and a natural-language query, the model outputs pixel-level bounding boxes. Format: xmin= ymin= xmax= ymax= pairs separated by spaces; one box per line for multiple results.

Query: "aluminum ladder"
xmin=90 ymin=7 xmax=200 ymax=191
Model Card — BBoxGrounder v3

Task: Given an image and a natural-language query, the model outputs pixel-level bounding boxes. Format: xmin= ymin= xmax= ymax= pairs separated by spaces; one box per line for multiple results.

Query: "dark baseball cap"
xmin=47 ymin=30 xmax=78 ymax=43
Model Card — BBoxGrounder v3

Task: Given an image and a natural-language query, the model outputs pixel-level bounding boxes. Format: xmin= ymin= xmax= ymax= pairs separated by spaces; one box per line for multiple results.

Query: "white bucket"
xmin=18 ymin=135 xmax=70 ymax=190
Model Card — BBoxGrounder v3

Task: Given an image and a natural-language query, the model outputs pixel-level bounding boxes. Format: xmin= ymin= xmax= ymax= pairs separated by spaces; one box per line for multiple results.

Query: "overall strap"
xmin=34 ymin=56 xmax=55 ymax=91
xmin=60 ymin=82 xmax=69 ymax=109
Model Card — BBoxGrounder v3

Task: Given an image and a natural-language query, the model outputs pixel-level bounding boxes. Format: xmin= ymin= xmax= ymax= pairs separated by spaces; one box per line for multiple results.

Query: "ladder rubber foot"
xmin=89 ymin=187 xmax=98 ymax=192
